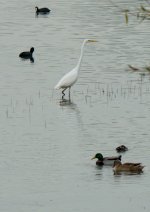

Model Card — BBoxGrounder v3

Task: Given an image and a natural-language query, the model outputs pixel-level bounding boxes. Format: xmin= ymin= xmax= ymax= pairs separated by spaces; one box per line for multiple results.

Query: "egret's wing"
xmin=55 ymin=67 xmax=78 ymax=89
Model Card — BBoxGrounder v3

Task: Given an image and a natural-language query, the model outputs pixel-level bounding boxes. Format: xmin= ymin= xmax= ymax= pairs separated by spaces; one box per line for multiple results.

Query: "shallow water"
xmin=0 ymin=0 xmax=150 ymax=211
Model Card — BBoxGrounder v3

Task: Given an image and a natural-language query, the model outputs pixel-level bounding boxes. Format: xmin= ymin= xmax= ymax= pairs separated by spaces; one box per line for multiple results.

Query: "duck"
xmin=19 ymin=47 xmax=34 ymax=59
xmin=116 ymin=145 xmax=128 ymax=153
xmin=91 ymin=153 xmax=122 ymax=166
xmin=35 ymin=6 xmax=50 ymax=15
xmin=113 ymin=160 xmax=144 ymax=173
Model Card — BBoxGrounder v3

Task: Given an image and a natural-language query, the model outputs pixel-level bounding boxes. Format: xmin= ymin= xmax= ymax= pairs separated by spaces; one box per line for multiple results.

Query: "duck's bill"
xmin=91 ymin=156 xmax=96 ymax=160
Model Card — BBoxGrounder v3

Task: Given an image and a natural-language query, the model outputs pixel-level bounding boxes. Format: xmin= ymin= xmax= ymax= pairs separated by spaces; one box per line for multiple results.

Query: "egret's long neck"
xmin=76 ymin=40 xmax=87 ymax=71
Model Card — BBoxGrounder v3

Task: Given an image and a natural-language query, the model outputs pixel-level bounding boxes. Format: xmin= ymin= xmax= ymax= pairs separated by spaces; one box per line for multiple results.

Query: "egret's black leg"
xmin=69 ymin=87 xmax=71 ymax=100
xmin=62 ymin=88 xmax=67 ymax=99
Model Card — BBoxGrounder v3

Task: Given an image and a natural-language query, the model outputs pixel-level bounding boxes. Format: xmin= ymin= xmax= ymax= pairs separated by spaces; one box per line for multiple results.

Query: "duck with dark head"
xmin=116 ymin=145 xmax=128 ymax=153
xmin=91 ymin=153 xmax=122 ymax=166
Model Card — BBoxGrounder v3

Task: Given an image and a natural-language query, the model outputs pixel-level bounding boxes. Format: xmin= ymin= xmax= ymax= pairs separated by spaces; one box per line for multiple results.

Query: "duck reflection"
xmin=113 ymin=171 xmax=144 ymax=176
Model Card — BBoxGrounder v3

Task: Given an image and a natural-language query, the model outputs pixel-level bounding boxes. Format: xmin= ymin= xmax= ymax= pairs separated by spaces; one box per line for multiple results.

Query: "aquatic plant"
xmin=125 ymin=3 xmax=150 ymax=24
xmin=109 ymin=0 xmax=150 ymax=24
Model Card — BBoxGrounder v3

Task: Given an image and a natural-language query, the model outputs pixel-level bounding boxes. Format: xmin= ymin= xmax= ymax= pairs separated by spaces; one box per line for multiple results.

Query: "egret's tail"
xmin=54 ymin=84 xmax=60 ymax=89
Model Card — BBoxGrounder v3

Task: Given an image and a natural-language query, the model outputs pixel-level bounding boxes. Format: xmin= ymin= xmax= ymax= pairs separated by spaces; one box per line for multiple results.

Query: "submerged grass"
xmin=128 ymin=64 xmax=150 ymax=75
xmin=125 ymin=3 xmax=150 ymax=24
xmin=109 ymin=0 xmax=150 ymax=24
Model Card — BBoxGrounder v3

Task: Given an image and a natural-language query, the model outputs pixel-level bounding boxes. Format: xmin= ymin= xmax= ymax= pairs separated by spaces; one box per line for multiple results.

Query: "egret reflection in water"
xmin=59 ymin=98 xmax=79 ymax=110
xmin=59 ymin=98 xmax=84 ymax=129
xmin=59 ymin=98 xmax=72 ymax=106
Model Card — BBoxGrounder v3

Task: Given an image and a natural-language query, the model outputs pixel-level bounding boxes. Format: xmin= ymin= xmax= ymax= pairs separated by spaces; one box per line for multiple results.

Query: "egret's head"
xmin=85 ymin=39 xmax=98 ymax=44
xmin=88 ymin=39 xmax=98 ymax=42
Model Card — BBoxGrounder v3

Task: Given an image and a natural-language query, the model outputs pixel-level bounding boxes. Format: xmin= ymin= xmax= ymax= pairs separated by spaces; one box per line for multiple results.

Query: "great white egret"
xmin=55 ymin=39 xmax=97 ymax=99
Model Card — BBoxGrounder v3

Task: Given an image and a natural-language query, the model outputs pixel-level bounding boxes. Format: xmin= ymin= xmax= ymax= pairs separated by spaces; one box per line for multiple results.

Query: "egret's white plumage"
xmin=55 ymin=39 xmax=97 ymax=98
xmin=55 ymin=67 xmax=77 ymax=89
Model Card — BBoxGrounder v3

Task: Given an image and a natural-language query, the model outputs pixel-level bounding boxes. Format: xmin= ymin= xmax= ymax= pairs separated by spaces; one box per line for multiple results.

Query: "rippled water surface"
xmin=0 ymin=0 xmax=150 ymax=211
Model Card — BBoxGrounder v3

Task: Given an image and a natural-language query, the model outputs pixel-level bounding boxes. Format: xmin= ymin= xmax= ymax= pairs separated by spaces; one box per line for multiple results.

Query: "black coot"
xmin=35 ymin=6 xmax=50 ymax=15
xmin=19 ymin=47 xmax=34 ymax=62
